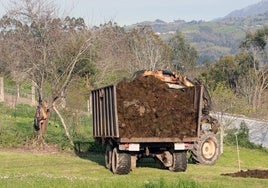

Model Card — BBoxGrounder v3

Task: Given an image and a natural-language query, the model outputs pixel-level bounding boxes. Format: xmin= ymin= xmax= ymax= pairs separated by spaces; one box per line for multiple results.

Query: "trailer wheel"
xmin=169 ymin=151 xmax=187 ymax=172
xmin=111 ymin=147 xmax=131 ymax=175
xmin=105 ymin=144 xmax=112 ymax=170
xmin=191 ymin=132 xmax=219 ymax=165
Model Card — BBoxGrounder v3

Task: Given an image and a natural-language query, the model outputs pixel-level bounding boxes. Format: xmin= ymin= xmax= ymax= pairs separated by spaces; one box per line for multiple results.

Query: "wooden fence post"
xmin=0 ymin=77 xmax=4 ymax=102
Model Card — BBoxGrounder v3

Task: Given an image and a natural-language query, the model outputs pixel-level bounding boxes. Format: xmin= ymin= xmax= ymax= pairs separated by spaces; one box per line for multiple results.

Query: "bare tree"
xmin=210 ymin=83 xmax=249 ymax=154
xmin=239 ymin=27 xmax=268 ymax=111
xmin=128 ymin=25 xmax=171 ymax=73
xmin=1 ymin=0 xmax=93 ymax=146
xmin=90 ymin=22 xmax=132 ymax=88
xmin=90 ymin=24 xmax=171 ymax=86
xmin=51 ymin=34 xmax=93 ymax=146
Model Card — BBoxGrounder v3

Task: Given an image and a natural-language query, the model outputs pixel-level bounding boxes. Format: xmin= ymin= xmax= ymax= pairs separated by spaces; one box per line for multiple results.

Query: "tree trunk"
xmin=31 ymin=81 xmax=36 ymax=106
xmin=252 ymin=85 xmax=259 ymax=112
xmin=52 ymin=104 xmax=74 ymax=147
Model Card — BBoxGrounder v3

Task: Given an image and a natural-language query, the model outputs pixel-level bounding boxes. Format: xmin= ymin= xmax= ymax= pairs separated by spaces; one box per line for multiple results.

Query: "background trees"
xmin=239 ymin=27 xmax=268 ymax=111
xmin=202 ymin=56 xmax=238 ymax=90
xmin=0 ymin=0 xmax=95 ymax=145
xmin=202 ymin=27 xmax=268 ymax=118
xmin=128 ymin=25 xmax=171 ymax=73
xmin=0 ymin=0 xmax=181 ymax=146
xmin=168 ymin=31 xmax=198 ymax=74
xmin=0 ymin=0 xmax=267 ymax=148
xmin=89 ymin=22 xmax=131 ymax=87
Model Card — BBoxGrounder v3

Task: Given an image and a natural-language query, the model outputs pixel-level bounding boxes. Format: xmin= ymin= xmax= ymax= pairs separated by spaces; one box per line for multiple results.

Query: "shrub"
xmin=224 ymin=121 xmax=266 ymax=151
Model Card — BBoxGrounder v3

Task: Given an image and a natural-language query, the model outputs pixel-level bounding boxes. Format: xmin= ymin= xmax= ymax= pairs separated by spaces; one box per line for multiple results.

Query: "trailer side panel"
xmin=92 ymin=85 xmax=119 ymax=138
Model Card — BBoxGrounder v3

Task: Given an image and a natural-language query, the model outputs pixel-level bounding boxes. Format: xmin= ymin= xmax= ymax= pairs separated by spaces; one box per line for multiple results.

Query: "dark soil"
xmin=222 ymin=169 xmax=268 ymax=179
xmin=116 ymin=75 xmax=198 ymax=139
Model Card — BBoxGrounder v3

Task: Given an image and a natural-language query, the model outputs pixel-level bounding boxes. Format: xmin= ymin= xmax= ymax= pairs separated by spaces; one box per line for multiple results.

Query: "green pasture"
xmin=0 ymin=103 xmax=267 ymax=188
xmin=0 ymin=146 xmax=267 ymax=188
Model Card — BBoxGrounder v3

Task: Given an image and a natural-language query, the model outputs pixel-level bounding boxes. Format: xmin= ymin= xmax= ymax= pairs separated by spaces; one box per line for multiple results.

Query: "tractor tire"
xmin=111 ymin=147 xmax=131 ymax=175
xmin=191 ymin=132 xmax=219 ymax=165
xmin=105 ymin=144 xmax=113 ymax=170
xmin=169 ymin=151 xmax=187 ymax=172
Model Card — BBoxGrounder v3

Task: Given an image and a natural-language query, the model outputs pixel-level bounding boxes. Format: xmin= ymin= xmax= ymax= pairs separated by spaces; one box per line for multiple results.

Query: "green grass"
xmin=0 ymin=103 xmax=267 ymax=187
xmin=0 ymin=146 xmax=267 ymax=188
xmin=0 ymin=103 xmax=93 ymax=150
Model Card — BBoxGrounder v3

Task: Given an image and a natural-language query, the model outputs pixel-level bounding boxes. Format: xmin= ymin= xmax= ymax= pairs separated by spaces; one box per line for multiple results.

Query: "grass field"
xmin=0 ymin=146 xmax=267 ymax=188
xmin=0 ymin=103 xmax=267 ymax=187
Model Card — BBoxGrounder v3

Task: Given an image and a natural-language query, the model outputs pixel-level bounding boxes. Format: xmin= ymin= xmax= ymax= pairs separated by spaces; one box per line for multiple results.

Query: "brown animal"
xmin=34 ymin=102 xmax=49 ymax=135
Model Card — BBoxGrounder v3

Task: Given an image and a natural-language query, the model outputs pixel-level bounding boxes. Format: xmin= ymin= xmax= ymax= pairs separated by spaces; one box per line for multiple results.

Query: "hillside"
xmin=225 ymin=0 xmax=268 ymax=18
xmin=127 ymin=1 xmax=268 ymax=63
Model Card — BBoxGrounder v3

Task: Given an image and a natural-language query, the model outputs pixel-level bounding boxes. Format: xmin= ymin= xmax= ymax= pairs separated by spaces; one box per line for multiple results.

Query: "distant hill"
xmin=127 ymin=1 xmax=268 ymax=63
xmin=225 ymin=0 xmax=268 ymax=18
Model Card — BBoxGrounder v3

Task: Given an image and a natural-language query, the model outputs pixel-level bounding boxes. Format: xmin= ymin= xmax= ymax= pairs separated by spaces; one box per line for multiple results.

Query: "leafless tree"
xmin=90 ymin=22 xmax=132 ymax=88
xmin=1 ymin=0 xmax=93 ymax=147
xmin=210 ymin=83 xmax=248 ymax=154
xmin=128 ymin=25 xmax=171 ymax=73
xmin=239 ymin=28 xmax=268 ymax=111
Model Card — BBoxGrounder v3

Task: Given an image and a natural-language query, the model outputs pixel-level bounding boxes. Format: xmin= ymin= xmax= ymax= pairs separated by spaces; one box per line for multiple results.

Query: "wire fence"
xmin=0 ymin=78 xmax=90 ymax=112
xmin=1 ymin=87 xmax=35 ymax=107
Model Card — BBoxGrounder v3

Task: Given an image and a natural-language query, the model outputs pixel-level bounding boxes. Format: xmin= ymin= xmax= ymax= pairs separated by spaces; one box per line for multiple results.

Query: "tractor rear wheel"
xmin=169 ymin=151 xmax=187 ymax=172
xmin=191 ymin=132 xmax=219 ymax=165
xmin=105 ymin=144 xmax=112 ymax=170
xmin=111 ymin=147 xmax=131 ymax=174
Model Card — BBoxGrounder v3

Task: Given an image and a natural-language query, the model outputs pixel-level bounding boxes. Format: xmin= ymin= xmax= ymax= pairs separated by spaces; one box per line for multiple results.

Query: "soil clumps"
xmin=116 ymin=75 xmax=198 ymax=139
xmin=222 ymin=169 xmax=268 ymax=179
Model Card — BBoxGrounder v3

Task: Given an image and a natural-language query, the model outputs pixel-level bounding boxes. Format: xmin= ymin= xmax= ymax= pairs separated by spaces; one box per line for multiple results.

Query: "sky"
xmin=0 ymin=0 xmax=263 ymax=26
